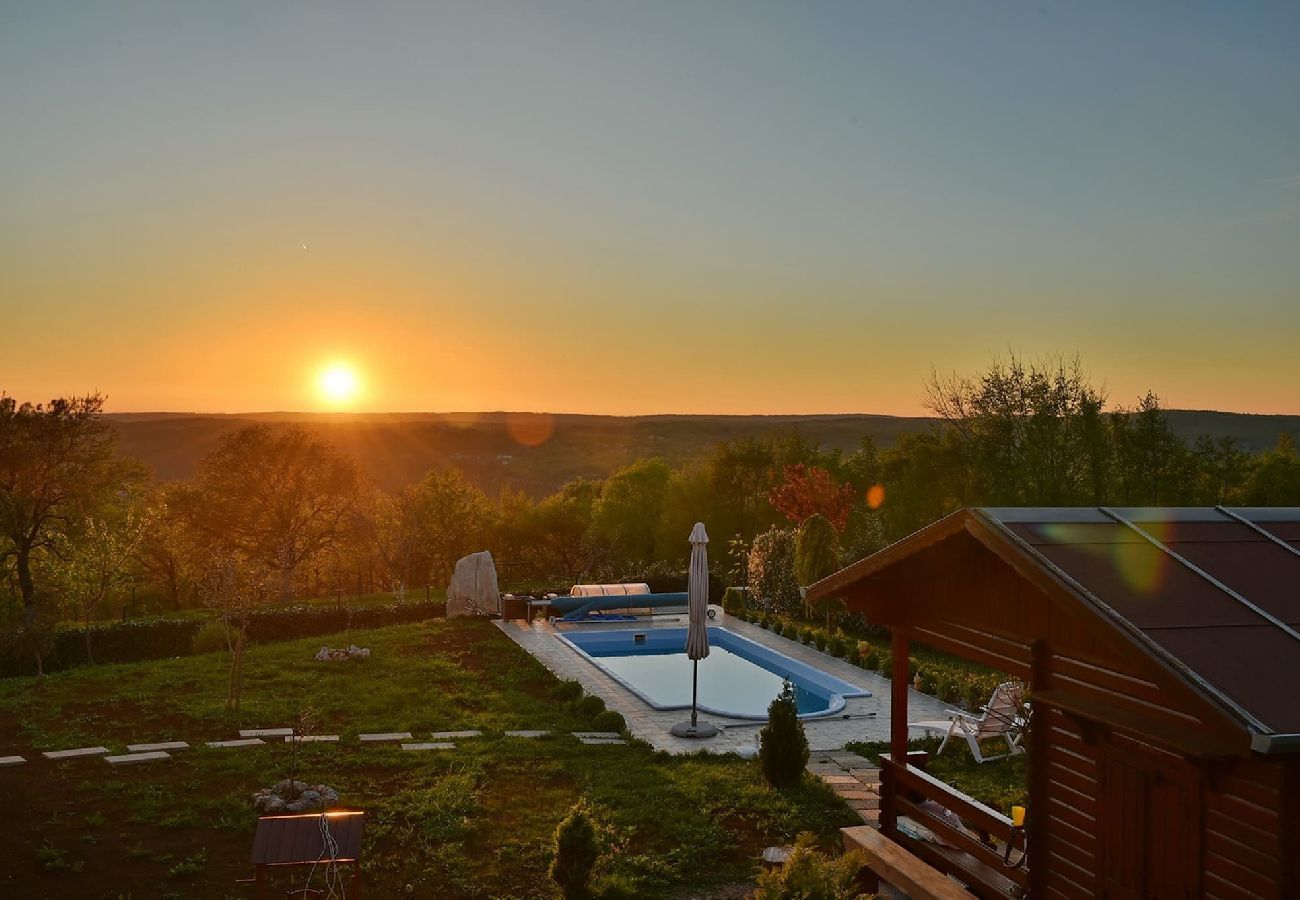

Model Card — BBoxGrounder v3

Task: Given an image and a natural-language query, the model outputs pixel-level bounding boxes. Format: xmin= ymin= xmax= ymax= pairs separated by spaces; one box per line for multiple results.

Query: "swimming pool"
xmin=557 ymin=626 xmax=870 ymax=719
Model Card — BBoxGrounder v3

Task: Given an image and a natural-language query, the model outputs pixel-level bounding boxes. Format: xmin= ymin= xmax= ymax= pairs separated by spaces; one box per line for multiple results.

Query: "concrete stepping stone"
xmin=127 ymin=741 xmax=189 ymax=753
xmin=359 ymin=732 xmax=412 ymax=742
xmin=105 ymin=751 xmax=171 ymax=765
xmin=504 ymin=730 xmax=550 ymax=738
xmin=571 ymin=731 xmax=621 ymax=739
xmin=239 ymin=728 xmax=292 ymax=738
xmin=0 ymin=756 xmax=26 ymax=767
xmin=284 ymin=735 xmax=339 ymax=743
xmin=43 ymin=746 xmax=109 ymax=760
xmin=207 ymin=738 xmax=265 ymax=748
xmin=429 ymin=730 xmax=482 ymax=740
xmin=820 ymin=775 xmax=859 ymax=785
xmin=579 ymin=738 xmax=628 ymax=745
xmin=401 ymin=742 xmax=456 ymax=751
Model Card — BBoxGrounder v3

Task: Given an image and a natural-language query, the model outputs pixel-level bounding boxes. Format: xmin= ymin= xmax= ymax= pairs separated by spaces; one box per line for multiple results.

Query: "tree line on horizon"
xmin=3 ymin=354 xmax=1299 ymax=673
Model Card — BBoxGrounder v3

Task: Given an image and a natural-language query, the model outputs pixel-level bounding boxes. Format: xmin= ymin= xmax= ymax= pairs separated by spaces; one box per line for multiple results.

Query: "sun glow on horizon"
xmin=317 ymin=362 xmax=361 ymax=407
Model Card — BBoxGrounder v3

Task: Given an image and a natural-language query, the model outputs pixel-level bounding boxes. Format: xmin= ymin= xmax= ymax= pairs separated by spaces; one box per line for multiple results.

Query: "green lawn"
xmin=843 ymin=737 xmax=1029 ymax=815
xmin=0 ymin=618 xmax=855 ymax=899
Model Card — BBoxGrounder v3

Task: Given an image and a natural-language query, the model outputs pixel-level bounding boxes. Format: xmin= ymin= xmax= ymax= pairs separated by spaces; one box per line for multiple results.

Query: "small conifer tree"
xmin=549 ymin=802 xmax=600 ymax=899
xmin=759 ymin=681 xmax=810 ymax=788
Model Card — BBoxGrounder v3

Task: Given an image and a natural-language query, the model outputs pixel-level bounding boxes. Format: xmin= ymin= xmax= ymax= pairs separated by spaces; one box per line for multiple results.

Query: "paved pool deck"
xmin=495 ymin=609 xmax=954 ymax=756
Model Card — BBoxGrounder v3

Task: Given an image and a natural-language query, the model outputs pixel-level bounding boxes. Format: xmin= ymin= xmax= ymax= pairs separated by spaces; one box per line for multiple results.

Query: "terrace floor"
xmin=496 ymin=609 xmax=953 ymax=755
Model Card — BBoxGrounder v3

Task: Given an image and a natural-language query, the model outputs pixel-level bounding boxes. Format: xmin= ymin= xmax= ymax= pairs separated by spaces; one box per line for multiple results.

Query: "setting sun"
xmin=317 ymin=363 xmax=360 ymax=406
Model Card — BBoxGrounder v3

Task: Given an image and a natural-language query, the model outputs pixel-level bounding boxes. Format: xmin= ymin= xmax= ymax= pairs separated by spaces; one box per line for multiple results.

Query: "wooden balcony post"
xmin=891 ymin=630 xmax=909 ymax=766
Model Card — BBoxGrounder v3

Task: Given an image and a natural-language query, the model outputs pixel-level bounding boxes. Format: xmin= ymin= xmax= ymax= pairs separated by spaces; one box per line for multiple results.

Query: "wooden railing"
xmin=879 ymin=753 xmax=1029 ymax=898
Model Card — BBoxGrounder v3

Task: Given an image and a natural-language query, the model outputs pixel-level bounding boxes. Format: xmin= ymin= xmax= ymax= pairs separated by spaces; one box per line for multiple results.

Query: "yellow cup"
xmin=1011 ymin=806 xmax=1026 ymax=827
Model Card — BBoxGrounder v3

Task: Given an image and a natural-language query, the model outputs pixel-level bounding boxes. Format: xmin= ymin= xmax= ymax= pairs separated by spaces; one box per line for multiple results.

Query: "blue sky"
xmin=2 ymin=2 xmax=1298 ymax=414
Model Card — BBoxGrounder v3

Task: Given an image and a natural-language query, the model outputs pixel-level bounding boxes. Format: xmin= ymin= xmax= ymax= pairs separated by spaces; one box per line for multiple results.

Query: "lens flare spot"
xmin=506 ymin=412 xmax=555 ymax=447
xmin=866 ymin=483 xmax=886 ymax=510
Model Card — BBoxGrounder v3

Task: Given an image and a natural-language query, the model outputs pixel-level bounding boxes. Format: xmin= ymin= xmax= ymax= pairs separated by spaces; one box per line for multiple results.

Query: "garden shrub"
xmin=574 ymin=694 xmax=606 ymax=719
xmin=721 ymin=587 xmax=747 ymax=617
xmin=751 ymin=832 xmax=869 ymax=900
xmin=191 ymin=620 xmax=228 ymax=655
xmin=549 ymin=802 xmax=600 ymax=899
xmin=758 ymin=682 xmax=809 ymax=788
xmin=747 ymin=526 xmax=801 ymax=617
xmin=552 ymin=680 xmax=584 ymax=702
xmin=590 ymin=709 xmax=626 ymax=733
xmin=772 ymin=621 xmax=784 ymax=636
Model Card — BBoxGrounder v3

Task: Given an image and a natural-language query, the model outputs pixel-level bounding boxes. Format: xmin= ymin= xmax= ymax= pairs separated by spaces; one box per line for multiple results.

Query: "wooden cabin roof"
xmin=808 ymin=506 xmax=1300 ymax=753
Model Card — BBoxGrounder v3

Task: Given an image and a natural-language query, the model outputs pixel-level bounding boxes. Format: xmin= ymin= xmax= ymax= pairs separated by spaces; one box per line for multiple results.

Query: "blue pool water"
xmin=558 ymin=627 xmax=870 ymax=719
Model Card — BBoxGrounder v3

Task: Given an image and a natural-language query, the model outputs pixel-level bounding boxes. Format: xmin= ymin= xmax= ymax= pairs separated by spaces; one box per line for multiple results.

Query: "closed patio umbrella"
xmin=671 ymin=522 xmax=719 ymax=738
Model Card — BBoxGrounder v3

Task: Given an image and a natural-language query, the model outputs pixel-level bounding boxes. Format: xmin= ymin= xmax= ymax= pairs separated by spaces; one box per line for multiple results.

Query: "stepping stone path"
xmin=807 ymin=752 xmax=880 ymax=827
xmin=43 ymin=746 xmax=109 ymax=760
xmin=571 ymin=732 xmax=621 ymax=739
xmin=429 ymin=730 xmax=482 ymax=740
xmin=504 ymin=730 xmax=550 ymax=738
xmin=284 ymin=735 xmax=339 ymax=743
xmin=0 ymin=756 xmax=26 ymax=767
xmin=207 ymin=738 xmax=265 ymax=748
xmin=127 ymin=741 xmax=188 ymax=752
xmin=401 ymin=742 xmax=456 ymax=751
xmin=580 ymin=738 xmax=628 ymax=745
xmin=240 ymin=728 xmax=292 ymax=738
xmin=359 ymin=732 xmax=412 ymax=742
xmin=105 ymin=751 xmax=171 ymax=766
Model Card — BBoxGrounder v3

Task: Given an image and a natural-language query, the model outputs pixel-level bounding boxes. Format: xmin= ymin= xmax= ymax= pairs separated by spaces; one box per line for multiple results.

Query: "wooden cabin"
xmin=807 ymin=507 xmax=1300 ymax=899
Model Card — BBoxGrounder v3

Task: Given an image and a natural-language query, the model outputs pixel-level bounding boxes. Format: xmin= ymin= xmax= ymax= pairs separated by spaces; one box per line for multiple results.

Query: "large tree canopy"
xmin=0 ymin=394 xmax=141 ymax=671
xmin=186 ymin=425 xmax=361 ymax=599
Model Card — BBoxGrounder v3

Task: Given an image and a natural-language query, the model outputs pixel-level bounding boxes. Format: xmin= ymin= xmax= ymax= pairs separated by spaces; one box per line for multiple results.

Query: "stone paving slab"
xmin=580 ymin=738 xmax=628 ymax=745
xmin=239 ymin=728 xmax=292 ymax=738
xmin=284 ymin=735 xmax=339 ymax=743
xmin=571 ymin=731 xmax=622 ymax=739
xmin=0 ymin=755 xmax=26 ymax=767
xmin=207 ymin=738 xmax=266 ymax=748
xmin=359 ymin=732 xmax=412 ymax=742
xmin=821 ymin=775 xmax=860 ymax=785
xmin=849 ymin=768 xmax=880 ymax=780
xmin=127 ymin=741 xmax=189 ymax=752
xmin=105 ymin=751 xmax=171 ymax=765
xmin=43 ymin=746 xmax=109 ymax=760
xmin=402 ymin=742 xmax=456 ymax=751
xmin=504 ymin=730 xmax=550 ymax=738
xmin=835 ymin=790 xmax=874 ymax=801
xmin=429 ymin=730 xmax=482 ymax=739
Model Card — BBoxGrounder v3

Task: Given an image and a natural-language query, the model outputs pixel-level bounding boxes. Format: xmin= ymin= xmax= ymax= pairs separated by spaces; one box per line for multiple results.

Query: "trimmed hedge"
xmin=2 ymin=600 xmax=446 ymax=677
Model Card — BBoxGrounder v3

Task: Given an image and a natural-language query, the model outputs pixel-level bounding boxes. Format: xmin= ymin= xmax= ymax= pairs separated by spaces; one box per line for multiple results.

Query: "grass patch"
xmin=1 ymin=618 xmax=854 ymax=898
xmin=844 ymin=736 xmax=1028 ymax=814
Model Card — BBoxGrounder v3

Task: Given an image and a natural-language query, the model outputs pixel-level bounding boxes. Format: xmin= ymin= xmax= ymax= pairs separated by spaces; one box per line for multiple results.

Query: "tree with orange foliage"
xmin=767 ymin=465 xmax=856 ymax=532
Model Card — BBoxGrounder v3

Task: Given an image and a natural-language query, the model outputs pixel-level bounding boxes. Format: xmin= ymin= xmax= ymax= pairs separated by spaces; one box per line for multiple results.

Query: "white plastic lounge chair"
xmin=909 ymin=681 xmax=1027 ymax=763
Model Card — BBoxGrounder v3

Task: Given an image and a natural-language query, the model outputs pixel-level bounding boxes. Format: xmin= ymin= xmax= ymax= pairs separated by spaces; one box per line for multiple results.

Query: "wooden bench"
xmin=842 ymin=826 xmax=971 ymax=899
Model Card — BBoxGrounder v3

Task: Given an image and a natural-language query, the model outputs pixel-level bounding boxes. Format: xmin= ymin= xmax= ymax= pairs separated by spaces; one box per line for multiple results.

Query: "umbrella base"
xmin=670 ymin=721 xmax=719 ymax=738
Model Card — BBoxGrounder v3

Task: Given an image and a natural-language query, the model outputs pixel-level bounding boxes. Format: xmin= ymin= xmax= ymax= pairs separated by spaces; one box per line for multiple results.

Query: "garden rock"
xmin=315 ymin=644 xmax=371 ymax=662
xmin=446 ymin=551 xmax=500 ymax=617
xmin=253 ymin=779 xmax=340 ymax=814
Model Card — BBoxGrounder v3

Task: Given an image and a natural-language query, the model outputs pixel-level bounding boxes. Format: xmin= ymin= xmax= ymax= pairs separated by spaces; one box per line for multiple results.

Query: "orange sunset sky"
xmin=3 ymin=4 xmax=1298 ymax=416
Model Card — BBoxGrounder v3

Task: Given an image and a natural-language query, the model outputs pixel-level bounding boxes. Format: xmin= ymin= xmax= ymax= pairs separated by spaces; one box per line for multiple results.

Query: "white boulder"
xmin=446 ymin=551 xmax=500 ymax=617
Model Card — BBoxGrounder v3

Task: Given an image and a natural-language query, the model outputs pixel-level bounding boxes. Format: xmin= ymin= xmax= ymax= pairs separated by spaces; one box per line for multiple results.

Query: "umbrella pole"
xmin=691 ymin=660 xmax=699 ymax=728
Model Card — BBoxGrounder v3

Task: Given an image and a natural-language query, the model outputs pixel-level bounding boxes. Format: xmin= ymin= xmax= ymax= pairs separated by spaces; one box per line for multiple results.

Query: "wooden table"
xmin=250 ymin=811 xmax=364 ymax=898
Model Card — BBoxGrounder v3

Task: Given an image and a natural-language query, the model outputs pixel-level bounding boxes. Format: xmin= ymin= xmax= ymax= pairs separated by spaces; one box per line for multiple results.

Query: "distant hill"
xmin=106 ymin=410 xmax=1300 ymax=498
